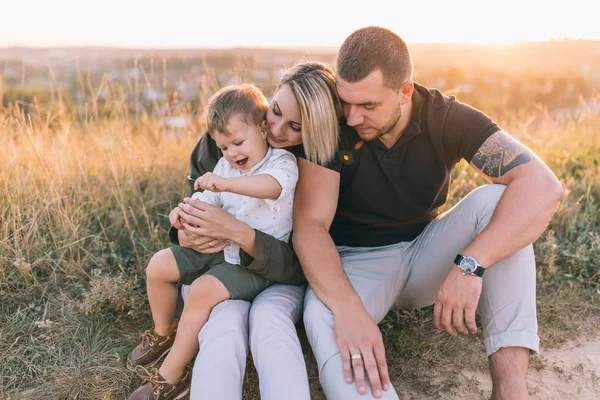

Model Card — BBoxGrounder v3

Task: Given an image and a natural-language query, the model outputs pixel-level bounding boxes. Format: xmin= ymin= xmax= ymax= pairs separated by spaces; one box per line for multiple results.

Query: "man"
xmin=293 ymin=26 xmax=564 ymax=400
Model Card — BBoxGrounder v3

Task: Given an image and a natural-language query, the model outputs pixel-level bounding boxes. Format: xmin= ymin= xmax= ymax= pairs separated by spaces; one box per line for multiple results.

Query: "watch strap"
xmin=454 ymin=254 xmax=463 ymax=265
xmin=473 ymin=266 xmax=485 ymax=277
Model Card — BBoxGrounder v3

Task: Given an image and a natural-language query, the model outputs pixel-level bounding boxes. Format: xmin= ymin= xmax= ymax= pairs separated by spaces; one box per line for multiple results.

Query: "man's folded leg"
xmin=397 ymin=184 xmax=539 ymax=356
xmin=303 ymin=244 xmax=409 ymax=400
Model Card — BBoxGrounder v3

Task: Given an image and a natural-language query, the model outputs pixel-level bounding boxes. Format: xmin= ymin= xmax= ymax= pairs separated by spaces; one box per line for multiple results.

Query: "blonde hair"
xmin=204 ymin=84 xmax=268 ymax=136
xmin=277 ymin=62 xmax=342 ymax=165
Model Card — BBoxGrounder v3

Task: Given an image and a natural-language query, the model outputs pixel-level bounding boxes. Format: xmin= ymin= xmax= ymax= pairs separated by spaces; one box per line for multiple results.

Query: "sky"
xmin=1 ymin=0 xmax=599 ymax=48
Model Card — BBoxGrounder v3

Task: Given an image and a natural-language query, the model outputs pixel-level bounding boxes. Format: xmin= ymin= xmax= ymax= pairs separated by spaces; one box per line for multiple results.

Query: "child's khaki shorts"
xmin=171 ymin=245 xmax=273 ymax=301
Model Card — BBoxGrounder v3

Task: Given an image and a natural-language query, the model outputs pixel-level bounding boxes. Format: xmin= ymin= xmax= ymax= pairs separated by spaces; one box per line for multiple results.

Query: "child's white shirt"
xmin=191 ymin=147 xmax=298 ymax=265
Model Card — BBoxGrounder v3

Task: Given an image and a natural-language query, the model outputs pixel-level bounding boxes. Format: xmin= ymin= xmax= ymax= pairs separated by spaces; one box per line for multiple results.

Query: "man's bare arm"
xmin=292 ymin=158 xmax=362 ymax=312
xmin=435 ymin=130 xmax=563 ymax=337
xmin=292 ymin=158 xmax=391 ymax=396
xmin=465 ymin=130 xmax=564 ymax=267
xmin=471 ymin=130 xmax=533 ymax=178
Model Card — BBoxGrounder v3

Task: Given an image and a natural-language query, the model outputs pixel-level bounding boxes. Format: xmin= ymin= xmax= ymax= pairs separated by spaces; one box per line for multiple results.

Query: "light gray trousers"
xmin=181 ymin=283 xmax=310 ymax=400
xmin=184 ymin=184 xmax=539 ymax=399
xmin=304 ymin=184 xmax=539 ymax=399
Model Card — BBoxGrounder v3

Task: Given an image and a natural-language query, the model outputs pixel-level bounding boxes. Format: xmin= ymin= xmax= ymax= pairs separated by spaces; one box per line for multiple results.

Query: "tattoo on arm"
xmin=471 ymin=131 xmax=533 ymax=177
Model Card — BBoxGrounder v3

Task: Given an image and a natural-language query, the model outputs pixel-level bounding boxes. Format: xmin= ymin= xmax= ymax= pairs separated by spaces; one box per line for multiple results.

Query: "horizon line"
xmin=1 ymin=37 xmax=599 ymax=51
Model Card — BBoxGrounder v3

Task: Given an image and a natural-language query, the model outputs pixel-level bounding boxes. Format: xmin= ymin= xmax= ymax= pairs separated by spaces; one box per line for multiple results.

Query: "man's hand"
xmin=433 ymin=266 xmax=483 ymax=335
xmin=334 ymin=306 xmax=391 ymax=398
xmin=194 ymin=172 xmax=229 ymax=192
xmin=169 ymin=206 xmax=184 ymax=230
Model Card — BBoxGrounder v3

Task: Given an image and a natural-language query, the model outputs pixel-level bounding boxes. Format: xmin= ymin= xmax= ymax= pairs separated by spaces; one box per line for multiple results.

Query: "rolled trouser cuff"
xmin=484 ymin=330 xmax=539 ymax=357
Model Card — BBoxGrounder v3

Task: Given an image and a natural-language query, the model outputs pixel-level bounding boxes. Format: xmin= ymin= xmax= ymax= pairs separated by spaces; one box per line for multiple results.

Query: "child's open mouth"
xmin=235 ymin=158 xmax=248 ymax=168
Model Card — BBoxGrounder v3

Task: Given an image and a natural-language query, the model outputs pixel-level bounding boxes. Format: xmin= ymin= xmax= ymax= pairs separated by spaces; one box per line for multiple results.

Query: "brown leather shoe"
xmin=127 ymin=366 xmax=192 ymax=400
xmin=127 ymin=323 xmax=177 ymax=370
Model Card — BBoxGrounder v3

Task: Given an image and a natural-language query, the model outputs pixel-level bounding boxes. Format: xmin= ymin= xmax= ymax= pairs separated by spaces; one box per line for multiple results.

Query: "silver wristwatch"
xmin=454 ymin=254 xmax=485 ymax=277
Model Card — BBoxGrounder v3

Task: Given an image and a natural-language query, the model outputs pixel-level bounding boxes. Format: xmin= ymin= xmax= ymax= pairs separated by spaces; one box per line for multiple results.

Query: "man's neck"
xmin=379 ymin=100 xmax=413 ymax=149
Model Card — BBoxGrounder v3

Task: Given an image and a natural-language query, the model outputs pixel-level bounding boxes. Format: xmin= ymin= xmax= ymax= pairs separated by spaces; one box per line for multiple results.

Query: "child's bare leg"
xmin=146 ymin=249 xmax=181 ymax=335
xmin=158 ymin=274 xmax=231 ymax=383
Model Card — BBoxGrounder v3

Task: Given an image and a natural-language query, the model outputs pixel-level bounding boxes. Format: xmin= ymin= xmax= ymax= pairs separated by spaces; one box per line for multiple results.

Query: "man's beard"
xmin=359 ymin=101 xmax=403 ymax=142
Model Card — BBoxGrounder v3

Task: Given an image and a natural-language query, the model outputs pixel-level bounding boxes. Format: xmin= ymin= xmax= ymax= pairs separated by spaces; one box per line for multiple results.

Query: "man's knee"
xmin=464 ymin=184 xmax=506 ymax=209
xmin=462 ymin=184 xmax=506 ymax=231
xmin=321 ymin=354 xmax=400 ymax=400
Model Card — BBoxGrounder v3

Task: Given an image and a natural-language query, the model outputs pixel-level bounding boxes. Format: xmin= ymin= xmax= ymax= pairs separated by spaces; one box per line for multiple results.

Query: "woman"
xmin=173 ymin=61 xmax=342 ymax=399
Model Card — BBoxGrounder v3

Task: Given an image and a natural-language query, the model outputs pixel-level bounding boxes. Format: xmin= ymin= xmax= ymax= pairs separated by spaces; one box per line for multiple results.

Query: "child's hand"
xmin=169 ymin=206 xmax=184 ymax=229
xmin=194 ymin=172 xmax=229 ymax=192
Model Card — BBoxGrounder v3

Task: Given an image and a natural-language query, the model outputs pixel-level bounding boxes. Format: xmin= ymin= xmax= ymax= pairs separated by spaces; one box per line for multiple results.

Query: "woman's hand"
xmin=178 ymin=197 xmax=242 ymax=239
xmin=178 ymin=197 xmax=257 ymax=257
xmin=177 ymin=229 xmax=229 ymax=254
xmin=175 ymin=198 xmax=232 ymax=254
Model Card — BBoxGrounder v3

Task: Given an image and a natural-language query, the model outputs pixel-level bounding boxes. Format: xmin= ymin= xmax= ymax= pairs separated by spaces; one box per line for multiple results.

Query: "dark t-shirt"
xmin=288 ymin=143 xmax=342 ymax=171
xmin=325 ymin=83 xmax=500 ymax=247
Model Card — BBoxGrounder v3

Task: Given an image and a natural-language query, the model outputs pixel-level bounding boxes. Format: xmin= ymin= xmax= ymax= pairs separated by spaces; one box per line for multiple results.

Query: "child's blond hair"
xmin=204 ymin=84 xmax=268 ymax=136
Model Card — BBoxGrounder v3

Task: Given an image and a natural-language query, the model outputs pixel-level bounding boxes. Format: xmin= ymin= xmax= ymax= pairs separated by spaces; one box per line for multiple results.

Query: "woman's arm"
xmin=240 ymin=230 xmax=305 ymax=285
xmin=188 ymin=132 xmax=221 ymax=194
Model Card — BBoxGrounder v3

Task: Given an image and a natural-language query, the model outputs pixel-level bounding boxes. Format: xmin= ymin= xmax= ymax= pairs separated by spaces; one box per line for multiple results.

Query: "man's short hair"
xmin=336 ymin=26 xmax=413 ymax=91
xmin=204 ymin=84 xmax=268 ymax=136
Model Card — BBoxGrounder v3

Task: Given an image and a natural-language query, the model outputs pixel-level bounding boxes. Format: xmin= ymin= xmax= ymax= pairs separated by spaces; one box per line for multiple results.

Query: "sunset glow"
xmin=1 ymin=0 xmax=598 ymax=48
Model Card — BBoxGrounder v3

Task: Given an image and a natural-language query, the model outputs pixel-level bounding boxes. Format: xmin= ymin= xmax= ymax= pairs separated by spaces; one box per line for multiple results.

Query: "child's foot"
xmin=127 ymin=323 xmax=177 ymax=370
xmin=127 ymin=366 xmax=191 ymax=400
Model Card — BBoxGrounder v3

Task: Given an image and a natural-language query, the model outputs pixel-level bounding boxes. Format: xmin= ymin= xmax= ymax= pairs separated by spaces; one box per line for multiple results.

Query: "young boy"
xmin=126 ymin=84 xmax=298 ymax=400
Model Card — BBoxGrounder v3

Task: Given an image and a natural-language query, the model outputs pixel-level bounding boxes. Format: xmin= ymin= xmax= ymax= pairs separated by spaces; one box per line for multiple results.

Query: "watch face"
xmin=459 ymin=257 xmax=478 ymax=274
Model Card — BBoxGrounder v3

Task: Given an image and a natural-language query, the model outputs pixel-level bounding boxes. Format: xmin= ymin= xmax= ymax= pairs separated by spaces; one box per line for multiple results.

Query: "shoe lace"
xmin=140 ymin=329 xmax=159 ymax=349
xmin=135 ymin=366 xmax=168 ymax=398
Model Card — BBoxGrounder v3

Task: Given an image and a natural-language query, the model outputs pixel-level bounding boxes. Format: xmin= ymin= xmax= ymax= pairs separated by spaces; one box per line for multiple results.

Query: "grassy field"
xmin=1 ymin=61 xmax=599 ymax=399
